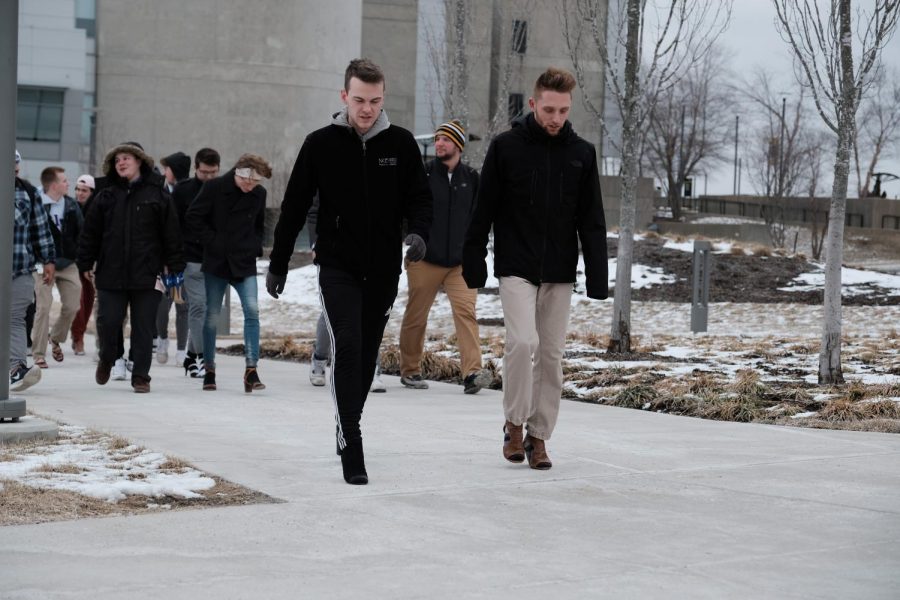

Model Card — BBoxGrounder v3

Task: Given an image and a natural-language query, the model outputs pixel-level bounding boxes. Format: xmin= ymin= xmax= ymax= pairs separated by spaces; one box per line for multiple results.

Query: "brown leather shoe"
xmin=524 ymin=435 xmax=552 ymax=470
xmin=132 ymin=375 xmax=151 ymax=393
xmin=96 ymin=360 xmax=112 ymax=385
xmin=503 ymin=421 xmax=525 ymax=463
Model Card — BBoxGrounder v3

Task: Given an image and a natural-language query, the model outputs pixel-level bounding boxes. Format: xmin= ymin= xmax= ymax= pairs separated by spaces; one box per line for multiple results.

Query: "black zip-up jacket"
xmin=173 ymin=177 xmax=205 ymax=263
xmin=269 ymin=110 xmax=432 ymax=280
xmin=185 ymin=170 xmax=266 ymax=280
xmin=423 ymin=158 xmax=479 ymax=267
xmin=77 ymin=169 xmax=185 ymax=291
xmin=42 ymin=195 xmax=83 ymax=270
xmin=462 ymin=113 xmax=608 ymax=299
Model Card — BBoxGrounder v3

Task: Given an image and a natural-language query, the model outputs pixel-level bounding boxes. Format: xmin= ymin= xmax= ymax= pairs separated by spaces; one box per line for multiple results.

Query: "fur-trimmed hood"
xmin=102 ymin=143 xmax=156 ymax=184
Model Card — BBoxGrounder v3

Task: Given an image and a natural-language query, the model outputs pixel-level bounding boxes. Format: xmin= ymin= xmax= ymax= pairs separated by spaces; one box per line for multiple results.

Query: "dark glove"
xmin=266 ymin=271 xmax=287 ymax=299
xmin=404 ymin=233 xmax=426 ymax=262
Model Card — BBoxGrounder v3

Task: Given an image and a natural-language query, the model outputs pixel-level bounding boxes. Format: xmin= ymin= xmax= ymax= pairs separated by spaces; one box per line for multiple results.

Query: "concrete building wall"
xmin=361 ymin=0 xmax=419 ymax=132
xmin=94 ymin=0 xmax=363 ymax=209
xmin=16 ymin=0 xmax=91 ymax=181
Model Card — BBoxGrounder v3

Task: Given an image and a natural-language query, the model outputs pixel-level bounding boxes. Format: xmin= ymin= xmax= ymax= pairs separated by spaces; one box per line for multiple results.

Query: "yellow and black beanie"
xmin=434 ymin=119 xmax=466 ymax=151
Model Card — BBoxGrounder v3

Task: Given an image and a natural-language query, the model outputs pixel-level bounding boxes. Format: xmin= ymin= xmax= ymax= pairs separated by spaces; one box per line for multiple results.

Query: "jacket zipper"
xmin=446 ymin=169 xmax=452 ymax=262
xmin=361 ymin=136 xmax=369 ymax=280
xmin=539 ymin=144 xmax=551 ymax=282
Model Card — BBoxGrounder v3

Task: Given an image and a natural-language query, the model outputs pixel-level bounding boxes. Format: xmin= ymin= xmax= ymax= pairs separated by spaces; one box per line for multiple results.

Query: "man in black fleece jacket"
xmin=463 ymin=67 xmax=608 ymax=471
xmin=267 ymin=59 xmax=433 ymax=485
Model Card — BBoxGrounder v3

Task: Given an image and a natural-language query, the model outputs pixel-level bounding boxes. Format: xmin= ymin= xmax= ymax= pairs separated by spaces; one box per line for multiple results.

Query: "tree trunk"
xmin=608 ymin=0 xmax=641 ymax=355
xmin=818 ymin=0 xmax=854 ymax=385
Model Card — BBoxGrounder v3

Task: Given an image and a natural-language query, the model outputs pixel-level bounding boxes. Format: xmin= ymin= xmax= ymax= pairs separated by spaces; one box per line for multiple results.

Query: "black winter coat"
xmin=173 ymin=177 xmax=205 ymax=263
xmin=269 ymin=115 xmax=432 ymax=280
xmin=462 ymin=113 xmax=608 ymax=299
xmin=185 ymin=170 xmax=266 ymax=281
xmin=423 ymin=159 xmax=479 ymax=267
xmin=77 ymin=172 xmax=185 ymax=290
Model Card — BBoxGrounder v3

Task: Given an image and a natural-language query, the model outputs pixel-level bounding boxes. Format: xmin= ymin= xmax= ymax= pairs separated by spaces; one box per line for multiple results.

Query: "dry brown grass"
xmin=610 ymin=384 xmax=658 ymax=409
xmin=159 ymin=456 xmax=192 ymax=471
xmin=107 ymin=436 xmax=131 ymax=451
xmin=1 ymin=476 xmax=278 ymax=526
xmin=750 ymin=244 xmax=772 ymax=257
xmin=728 ymin=244 xmax=747 ymax=256
xmin=730 ymin=369 xmax=766 ymax=397
xmin=30 ymin=462 xmax=84 ymax=475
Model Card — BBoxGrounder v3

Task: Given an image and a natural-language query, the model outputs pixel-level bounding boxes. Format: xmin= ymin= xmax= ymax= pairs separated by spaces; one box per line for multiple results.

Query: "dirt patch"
xmin=0 ymin=476 xmax=277 ymax=526
xmin=605 ymin=236 xmax=900 ymax=305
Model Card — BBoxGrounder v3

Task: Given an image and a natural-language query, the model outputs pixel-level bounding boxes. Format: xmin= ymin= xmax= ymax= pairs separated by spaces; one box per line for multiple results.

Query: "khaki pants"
xmin=32 ymin=263 xmax=82 ymax=360
xmin=399 ymin=261 xmax=482 ymax=378
xmin=499 ymin=276 xmax=572 ymax=441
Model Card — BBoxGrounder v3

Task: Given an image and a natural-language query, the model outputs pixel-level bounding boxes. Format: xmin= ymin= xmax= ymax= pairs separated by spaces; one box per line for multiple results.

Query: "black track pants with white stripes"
xmin=318 ymin=265 xmax=398 ymax=450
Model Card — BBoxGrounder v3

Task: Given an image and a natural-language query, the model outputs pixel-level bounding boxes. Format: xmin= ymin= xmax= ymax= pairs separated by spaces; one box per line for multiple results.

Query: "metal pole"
xmin=733 ymin=115 xmax=739 ymax=196
xmin=2 ymin=0 xmax=26 ymax=419
xmin=778 ymin=97 xmax=787 ymax=197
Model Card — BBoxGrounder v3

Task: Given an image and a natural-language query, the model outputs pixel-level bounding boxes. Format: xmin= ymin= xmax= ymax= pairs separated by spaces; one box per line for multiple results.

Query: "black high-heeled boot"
xmin=203 ymin=368 xmax=216 ymax=391
xmin=340 ymin=440 xmax=368 ymax=485
xmin=244 ymin=367 xmax=265 ymax=393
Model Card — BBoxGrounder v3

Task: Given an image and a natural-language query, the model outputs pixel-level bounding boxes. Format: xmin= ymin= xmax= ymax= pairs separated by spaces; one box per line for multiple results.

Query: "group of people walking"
xmin=10 ymin=58 xmax=608 ymax=487
xmin=11 ymin=142 xmax=271 ymax=395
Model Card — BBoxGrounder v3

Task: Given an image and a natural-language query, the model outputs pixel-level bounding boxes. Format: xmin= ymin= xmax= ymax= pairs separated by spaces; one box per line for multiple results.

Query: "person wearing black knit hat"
xmin=156 ymin=150 xmax=192 ymax=367
xmin=399 ymin=118 xmax=492 ymax=395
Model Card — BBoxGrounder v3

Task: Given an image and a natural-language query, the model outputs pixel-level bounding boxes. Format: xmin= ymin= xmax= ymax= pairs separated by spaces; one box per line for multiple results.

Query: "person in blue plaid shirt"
xmin=11 ymin=150 xmax=56 ymax=391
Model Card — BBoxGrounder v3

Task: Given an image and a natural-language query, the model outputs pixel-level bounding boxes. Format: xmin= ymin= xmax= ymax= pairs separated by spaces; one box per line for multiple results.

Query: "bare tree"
xmin=774 ymin=0 xmax=900 ymax=384
xmin=422 ymin=0 xmax=534 ymax=165
xmin=561 ymin=0 xmax=731 ymax=353
xmin=854 ymin=73 xmax=900 ymax=197
xmin=643 ymin=50 xmax=732 ymax=221
xmin=806 ymin=135 xmax=830 ymax=260
xmin=741 ymin=73 xmax=817 ymax=247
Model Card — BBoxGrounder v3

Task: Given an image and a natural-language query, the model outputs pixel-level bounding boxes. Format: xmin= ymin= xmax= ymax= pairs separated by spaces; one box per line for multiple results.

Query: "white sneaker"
xmin=370 ymin=368 xmax=386 ymax=393
xmin=156 ymin=338 xmax=169 ymax=364
xmin=309 ymin=356 xmax=327 ymax=387
xmin=176 ymin=349 xmax=186 ymax=365
xmin=112 ymin=358 xmax=127 ymax=381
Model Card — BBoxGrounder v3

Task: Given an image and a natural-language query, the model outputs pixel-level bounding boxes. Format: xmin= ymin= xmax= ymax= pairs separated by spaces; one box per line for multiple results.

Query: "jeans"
xmin=183 ymin=262 xmax=206 ymax=355
xmin=204 ymin=273 xmax=259 ymax=369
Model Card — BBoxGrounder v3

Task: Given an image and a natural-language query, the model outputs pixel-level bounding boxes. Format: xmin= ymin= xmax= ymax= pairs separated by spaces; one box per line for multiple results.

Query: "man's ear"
xmin=340 ymin=88 xmax=349 ymax=105
xmin=528 ymin=97 xmax=536 ymax=111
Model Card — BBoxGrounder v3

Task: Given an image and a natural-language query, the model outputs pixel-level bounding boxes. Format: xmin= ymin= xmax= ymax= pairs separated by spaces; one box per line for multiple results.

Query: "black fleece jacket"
xmin=462 ymin=113 xmax=608 ymax=299
xmin=269 ymin=111 xmax=432 ymax=280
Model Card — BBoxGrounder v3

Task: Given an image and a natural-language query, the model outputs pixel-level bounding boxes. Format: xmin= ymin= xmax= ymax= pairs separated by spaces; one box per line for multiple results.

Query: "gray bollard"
xmin=691 ymin=241 xmax=712 ymax=333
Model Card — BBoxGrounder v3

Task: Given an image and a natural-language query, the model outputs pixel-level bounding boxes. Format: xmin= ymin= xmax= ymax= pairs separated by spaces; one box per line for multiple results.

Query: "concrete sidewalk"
xmin=3 ymin=340 xmax=899 ymax=599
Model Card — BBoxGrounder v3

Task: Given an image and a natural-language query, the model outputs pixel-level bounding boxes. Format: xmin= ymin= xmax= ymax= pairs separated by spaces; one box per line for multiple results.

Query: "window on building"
xmin=882 ymin=215 xmax=900 ymax=230
xmin=512 ymin=20 xmax=527 ymax=54
xmin=81 ymin=93 xmax=95 ymax=144
xmin=75 ymin=0 xmax=96 ymax=38
xmin=508 ymin=93 xmax=524 ymax=123
xmin=846 ymin=213 xmax=863 ymax=227
xmin=17 ymin=87 xmax=65 ymax=142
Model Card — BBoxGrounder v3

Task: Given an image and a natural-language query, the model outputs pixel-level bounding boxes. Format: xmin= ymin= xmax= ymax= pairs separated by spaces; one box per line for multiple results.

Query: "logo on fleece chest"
xmin=378 ymin=157 xmax=398 ymax=167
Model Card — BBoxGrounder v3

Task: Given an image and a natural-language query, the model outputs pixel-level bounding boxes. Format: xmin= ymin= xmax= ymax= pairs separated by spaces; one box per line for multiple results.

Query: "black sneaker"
xmin=463 ymin=370 xmax=493 ymax=395
xmin=400 ymin=374 xmax=429 ymax=389
xmin=10 ymin=363 xmax=41 ymax=392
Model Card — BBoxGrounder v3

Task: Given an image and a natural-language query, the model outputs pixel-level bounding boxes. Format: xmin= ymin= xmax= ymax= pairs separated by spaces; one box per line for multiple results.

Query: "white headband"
xmin=235 ymin=167 xmax=264 ymax=181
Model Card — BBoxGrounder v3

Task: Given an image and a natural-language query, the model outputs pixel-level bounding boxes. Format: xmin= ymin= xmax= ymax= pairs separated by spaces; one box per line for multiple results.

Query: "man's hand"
xmin=85 ymin=270 xmax=95 ymax=284
xmin=266 ymin=271 xmax=287 ymax=299
xmin=42 ymin=263 xmax=56 ymax=285
xmin=404 ymin=233 xmax=426 ymax=263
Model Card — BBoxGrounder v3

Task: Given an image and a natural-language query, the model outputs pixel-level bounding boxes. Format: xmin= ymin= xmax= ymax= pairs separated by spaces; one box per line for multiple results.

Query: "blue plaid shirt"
xmin=13 ymin=180 xmax=55 ymax=278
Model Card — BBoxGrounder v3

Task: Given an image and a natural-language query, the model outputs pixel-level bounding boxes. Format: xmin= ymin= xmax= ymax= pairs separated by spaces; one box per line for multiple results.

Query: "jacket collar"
xmin=331 ymin=107 xmax=391 ymax=142
xmin=513 ymin=112 xmax=574 ymax=144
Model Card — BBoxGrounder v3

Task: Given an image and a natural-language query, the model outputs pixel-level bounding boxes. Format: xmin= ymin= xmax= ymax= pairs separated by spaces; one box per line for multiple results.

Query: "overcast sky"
xmin=701 ymin=2 xmax=900 ymax=198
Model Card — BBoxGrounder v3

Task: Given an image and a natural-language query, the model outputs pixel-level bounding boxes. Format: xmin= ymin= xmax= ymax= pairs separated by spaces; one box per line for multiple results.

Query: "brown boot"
xmin=524 ymin=435 xmax=552 ymax=470
xmin=503 ymin=422 xmax=525 ymax=463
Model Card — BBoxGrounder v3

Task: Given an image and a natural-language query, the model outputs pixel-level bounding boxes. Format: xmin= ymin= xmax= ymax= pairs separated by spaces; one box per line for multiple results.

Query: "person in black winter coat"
xmin=172 ymin=147 xmax=221 ymax=377
xmin=398 ymin=119 xmax=491 ymax=395
xmin=77 ymin=142 xmax=185 ymax=393
xmin=185 ymin=154 xmax=270 ymax=394
xmin=463 ymin=68 xmax=607 ymax=471
xmin=267 ymin=59 xmax=433 ymax=486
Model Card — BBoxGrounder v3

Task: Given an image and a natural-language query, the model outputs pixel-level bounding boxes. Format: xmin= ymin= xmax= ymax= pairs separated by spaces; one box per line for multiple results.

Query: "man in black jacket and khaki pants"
xmin=399 ymin=119 xmax=491 ymax=395
xmin=463 ymin=67 xmax=608 ymax=471
xmin=267 ymin=59 xmax=432 ymax=485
